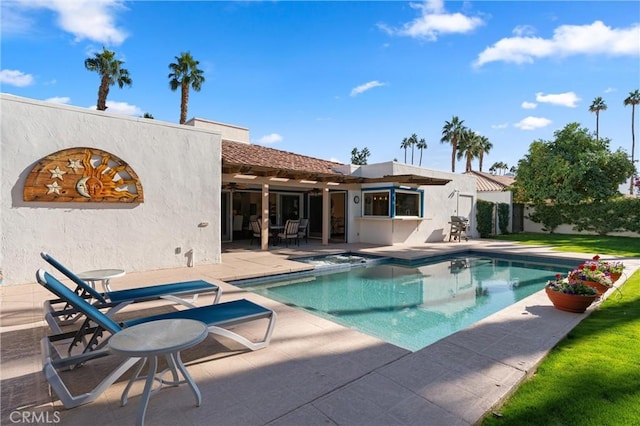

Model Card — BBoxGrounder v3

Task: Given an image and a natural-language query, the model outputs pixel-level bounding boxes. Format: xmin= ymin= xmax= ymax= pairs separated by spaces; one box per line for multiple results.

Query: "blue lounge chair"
xmin=41 ymin=252 xmax=222 ymax=333
xmin=37 ymin=269 xmax=276 ymax=408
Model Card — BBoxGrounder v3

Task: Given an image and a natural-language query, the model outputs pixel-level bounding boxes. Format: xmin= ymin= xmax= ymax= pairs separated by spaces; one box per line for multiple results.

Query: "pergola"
xmin=221 ymin=141 xmax=450 ymax=249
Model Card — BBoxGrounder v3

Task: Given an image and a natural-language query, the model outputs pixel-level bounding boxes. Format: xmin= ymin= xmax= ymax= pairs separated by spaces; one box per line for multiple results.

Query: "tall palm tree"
xmin=400 ymin=137 xmax=410 ymax=163
xmin=589 ymin=96 xmax=607 ymax=141
xmin=408 ymin=133 xmax=418 ymax=165
xmin=624 ymin=89 xmax=640 ymax=195
xmin=416 ymin=138 xmax=427 ymax=166
xmin=477 ymin=136 xmax=493 ymax=172
xmin=168 ymin=51 xmax=205 ymax=124
xmin=84 ymin=47 xmax=132 ymax=111
xmin=457 ymin=129 xmax=481 ymax=172
xmin=441 ymin=116 xmax=465 ymax=173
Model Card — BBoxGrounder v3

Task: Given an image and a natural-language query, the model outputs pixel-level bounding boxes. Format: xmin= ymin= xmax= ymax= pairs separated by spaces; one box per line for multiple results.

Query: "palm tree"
xmin=408 ymin=133 xmax=418 ymax=165
xmin=441 ymin=116 xmax=465 ymax=173
xmin=589 ymin=96 xmax=607 ymax=141
xmin=457 ymin=129 xmax=481 ymax=172
xmin=84 ymin=47 xmax=132 ymax=111
xmin=489 ymin=161 xmax=508 ymax=175
xmin=416 ymin=138 xmax=427 ymax=167
xmin=624 ymin=89 xmax=640 ymax=194
xmin=168 ymin=51 xmax=206 ymax=124
xmin=400 ymin=137 xmax=410 ymax=163
xmin=477 ymin=136 xmax=493 ymax=172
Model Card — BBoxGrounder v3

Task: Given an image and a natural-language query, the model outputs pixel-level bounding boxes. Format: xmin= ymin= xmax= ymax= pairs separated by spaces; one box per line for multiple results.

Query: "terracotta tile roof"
xmin=221 ymin=141 xmax=450 ymax=185
xmin=465 ymin=171 xmax=515 ymax=192
xmin=222 ymin=141 xmax=345 ymax=176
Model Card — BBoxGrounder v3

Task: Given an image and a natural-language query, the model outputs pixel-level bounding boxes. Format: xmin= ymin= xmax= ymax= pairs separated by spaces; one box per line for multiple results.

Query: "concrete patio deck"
xmin=2 ymin=240 xmax=637 ymax=426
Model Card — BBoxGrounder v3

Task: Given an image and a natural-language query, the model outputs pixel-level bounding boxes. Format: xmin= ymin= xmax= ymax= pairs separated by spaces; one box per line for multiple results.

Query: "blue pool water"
xmin=235 ymin=254 xmax=576 ymax=351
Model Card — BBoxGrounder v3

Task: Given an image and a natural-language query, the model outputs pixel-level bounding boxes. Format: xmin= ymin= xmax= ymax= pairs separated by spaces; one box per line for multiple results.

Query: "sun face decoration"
xmin=24 ymin=147 xmax=143 ymax=203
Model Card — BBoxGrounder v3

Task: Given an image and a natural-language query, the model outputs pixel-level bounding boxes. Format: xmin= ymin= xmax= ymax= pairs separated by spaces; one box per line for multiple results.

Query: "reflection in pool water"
xmin=237 ymin=255 xmax=575 ymax=351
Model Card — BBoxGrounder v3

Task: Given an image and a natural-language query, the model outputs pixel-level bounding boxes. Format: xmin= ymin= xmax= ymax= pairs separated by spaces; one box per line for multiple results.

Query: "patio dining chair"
xmin=37 ymin=269 xmax=276 ymax=408
xmin=249 ymin=219 xmax=262 ymax=245
xmin=277 ymin=219 xmax=300 ymax=247
xmin=41 ymin=252 xmax=222 ymax=334
xmin=297 ymin=218 xmax=309 ymax=244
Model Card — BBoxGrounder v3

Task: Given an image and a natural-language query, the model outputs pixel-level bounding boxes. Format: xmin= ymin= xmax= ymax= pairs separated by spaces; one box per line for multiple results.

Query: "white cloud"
xmin=88 ymin=100 xmax=142 ymax=116
xmin=378 ymin=0 xmax=484 ymax=41
xmin=521 ymin=101 xmax=537 ymax=109
xmin=514 ymin=116 xmax=552 ymax=130
xmin=350 ymin=80 xmax=386 ymax=97
xmin=257 ymin=133 xmax=283 ymax=145
xmin=8 ymin=0 xmax=128 ymax=45
xmin=45 ymin=96 xmax=70 ymax=104
xmin=0 ymin=69 xmax=34 ymax=87
xmin=474 ymin=21 xmax=640 ymax=67
xmin=512 ymin=25 xmax=536 ymax=37
xmin=0 ymin=3 xmax=34 ymax=35
xmin=535 ymin=91 xmax=581 ymax=107
xmin=491 ymin=123 xmax=509 ymax=129
xmin=604 ymin=87 xmax=616 ymax=93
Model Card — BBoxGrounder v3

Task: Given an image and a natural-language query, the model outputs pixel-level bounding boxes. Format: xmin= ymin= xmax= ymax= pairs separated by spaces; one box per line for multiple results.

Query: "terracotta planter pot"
xmin=610 ymin=272 xmax=622 ymax=283
xmin=545 ymin=287 xmax=597 ymax=313
xmin=581 ymin=280 xmax=610 ymax=297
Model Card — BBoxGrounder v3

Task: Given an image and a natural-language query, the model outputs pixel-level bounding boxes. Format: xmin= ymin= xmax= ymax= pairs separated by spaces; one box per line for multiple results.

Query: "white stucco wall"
xmin=351 ymin=162 xmax=478 ymax=244
xmin=1 ymin=95 xmax=221 ymax=285
xmin=185 ymin=117 xmax=250 ymax=144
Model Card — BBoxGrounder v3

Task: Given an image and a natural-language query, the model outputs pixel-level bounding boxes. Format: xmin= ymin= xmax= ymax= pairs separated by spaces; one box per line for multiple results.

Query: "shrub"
xmin=498 ymin=203 xmax=510 ymax=234
xmin=476 ymin=199 xmax=494 ymax=237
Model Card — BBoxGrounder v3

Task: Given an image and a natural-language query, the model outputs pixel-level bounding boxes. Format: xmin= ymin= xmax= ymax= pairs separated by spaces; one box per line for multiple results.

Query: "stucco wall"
xmin=1 ymin=95 xmax=221 ymax=285
xmin=186 ymin=117 xmax=250 ymax=144
xmin=353 ymin=162 xmax=477 ymax=243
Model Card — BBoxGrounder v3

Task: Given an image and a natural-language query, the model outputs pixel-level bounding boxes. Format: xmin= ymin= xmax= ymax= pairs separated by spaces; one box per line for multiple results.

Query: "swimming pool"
xmin=234 ymin=253 xmax=577 ymax=351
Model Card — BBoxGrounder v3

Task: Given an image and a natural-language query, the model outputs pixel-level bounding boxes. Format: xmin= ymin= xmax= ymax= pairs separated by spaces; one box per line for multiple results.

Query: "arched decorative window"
xmin=23 ymin=147 xmax=143 ymax=203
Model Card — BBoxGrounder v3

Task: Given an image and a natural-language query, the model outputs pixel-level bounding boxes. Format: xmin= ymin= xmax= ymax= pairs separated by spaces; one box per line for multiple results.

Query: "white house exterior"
xmin=348 ymin=162 xmax=477 ymax=244
xmin=1 ymin=95 xmax=222 ymax=285
xmin=1 ymin=94 xmax=478 ymax=285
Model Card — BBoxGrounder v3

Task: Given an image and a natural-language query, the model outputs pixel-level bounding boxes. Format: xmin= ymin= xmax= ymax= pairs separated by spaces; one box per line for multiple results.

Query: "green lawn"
xmin=481 ymin=234 xmax=640 ymax=426
xmin=493 ymin=233 xmax=640 ymax=257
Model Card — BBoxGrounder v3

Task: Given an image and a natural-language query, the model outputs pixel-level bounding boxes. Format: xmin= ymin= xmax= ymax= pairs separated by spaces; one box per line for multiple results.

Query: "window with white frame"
xmin=362 ymin=188 xmax=422 ymax=217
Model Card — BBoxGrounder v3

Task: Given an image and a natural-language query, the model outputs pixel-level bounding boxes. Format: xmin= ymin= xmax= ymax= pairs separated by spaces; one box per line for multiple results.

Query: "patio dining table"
xmin=269 ymin=225 xmax=284 ymax=245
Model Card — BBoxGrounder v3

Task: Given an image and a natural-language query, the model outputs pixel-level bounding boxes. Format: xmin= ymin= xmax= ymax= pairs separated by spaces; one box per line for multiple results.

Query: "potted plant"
xmin=586 ymin=255 xmax=624 ymax=283
xmin=568 ymin=263 xmax=613 ymax=296
xmin=545 ymin=274 xmax=598 ymax=313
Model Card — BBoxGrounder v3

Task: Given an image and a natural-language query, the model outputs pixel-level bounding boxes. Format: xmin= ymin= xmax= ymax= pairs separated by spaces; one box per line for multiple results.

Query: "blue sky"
xmin=2 ymin=1 xmax=639 ymax=173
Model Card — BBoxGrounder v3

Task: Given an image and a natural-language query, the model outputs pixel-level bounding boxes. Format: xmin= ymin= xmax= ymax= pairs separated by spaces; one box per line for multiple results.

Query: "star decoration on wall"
xmin=67 ymin=158 xmax=83 ymax=173
xmin=45 ymin=181 xmax=61 ymax=195
xmin=49 ymin=166 xmax=66 ymax=180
